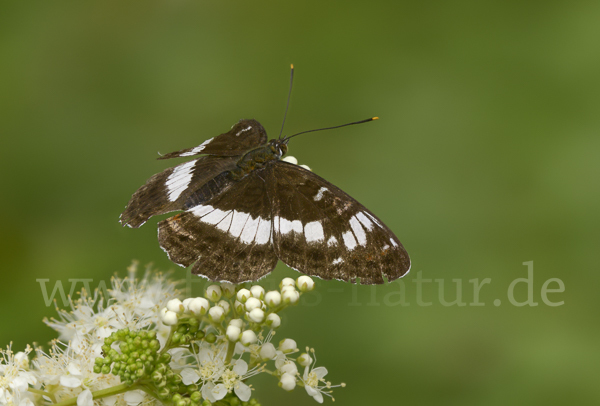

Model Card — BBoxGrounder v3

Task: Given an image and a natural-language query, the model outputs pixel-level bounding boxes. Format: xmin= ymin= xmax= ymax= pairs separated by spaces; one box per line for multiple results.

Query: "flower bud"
xmin=226 ymin=325 xmax=241 ymax=342
xmin=279 ymin=338 xmax=297 ymax=353
xmin=259 ymin=343 xmax=277 ymax=361
xmin=282 ymin=156 xmax=298 ymax=165
xmin=244 ymin=297 xmax=262 ymax=312
xmin=188 ymin=298 xmax=210 ymax=316
xmin=234 ymin=300 xmax=245 ymax=314
xmin=236 ymin=289 xmax=251 ymax=303
xmin=167 ymin=299 xmax=184 ymax=314
xmin=279 ymin=360 xmax=298 ymax=376
xmin=220 ymin=282 xmax=235 ymax=298
xmin=247 ymin=308 xmax=265 ymax=323
xmin=229 ymin=318 xmax=243 ymax=329
xmin=265 ymin=313 xmax=281 ymax=329
xmin=250 ymin=285 xmax=265 ymax=299
xmin=217 ymin=300 xmax=230 ymax=314
xmin=282 ymin=289 xmax=299 ymax=305
xmin=182 ymin=298 xmax=194 ymax=312
xmin=264 ymin=291 xmax=282 ymax=307
xmin=296 ymin=276 xmax=315 ymax=292
xmin=280 ymin=278 xmax=296 ymax=289
xmin=240 ymin=330 xmax=257 ymax=346
xmin=205 ymin=285 xmax=222 ymax=302
xmin=279 ymin=373 xmax=296 ymax=391
xmin=297 ymin=353 xmax=313 ymax=367
xmin=161 ymin=309 xmax=178 ymax=326
xmin=208 ymin=306 xmax=225 ymax=323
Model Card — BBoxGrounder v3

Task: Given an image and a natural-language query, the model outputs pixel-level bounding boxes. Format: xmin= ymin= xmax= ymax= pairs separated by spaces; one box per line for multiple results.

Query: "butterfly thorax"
xmin=230 ymin=140 xmax=288 ymax=180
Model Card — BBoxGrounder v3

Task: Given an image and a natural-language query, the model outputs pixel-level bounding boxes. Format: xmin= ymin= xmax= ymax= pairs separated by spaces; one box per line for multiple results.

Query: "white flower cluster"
xmin=1 ymin=264 xmax=344 ymax=406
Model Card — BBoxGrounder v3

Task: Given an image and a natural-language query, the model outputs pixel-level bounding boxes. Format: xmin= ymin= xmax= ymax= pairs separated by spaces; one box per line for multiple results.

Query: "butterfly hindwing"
xmin=158 ymin=119 xmax=268 ymax=159
xmin=120 ymin=155 xmax=239 ymax=228
xmin=158 ymin=171 xmax=278 ymax=283
xmin=266 ymin=161 xmax=410 ymax=284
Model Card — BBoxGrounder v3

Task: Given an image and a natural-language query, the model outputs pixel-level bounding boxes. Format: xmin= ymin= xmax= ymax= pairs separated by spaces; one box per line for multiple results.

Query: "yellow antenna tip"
xmin=291 ymin=63 xmax=294 ymax=69
xmin=372 ymin=117 xmax=379 ymax=120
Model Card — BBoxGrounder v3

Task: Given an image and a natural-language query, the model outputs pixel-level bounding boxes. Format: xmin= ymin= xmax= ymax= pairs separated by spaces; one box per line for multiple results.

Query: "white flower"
xmin=217 ymin=300 xmax=231 ymax=315
xmin=220 ymin=359 xmax=252 ymax=401
xmin=279 ymin=339 xmax=297 ymax=354
xmin=280 ymin=278 xmax=296 ymax=289
xmin=226 ymin=325 xmax=241 ymax=342
xmin=282 ymin=289 xmax=300 ymax=304
xmin=202 ymin=381 xmax=227 ymax=403
xmin=265 ymin=313 xmax=281 ymax=328
xmin=259 ymin=343 xmax=277 ymax=361
xmin=264 ymin=291 xmax=282 ymax=307
xmin=187 ymin=297 xmax=210 ymax=316
xmin=236 ymin=289 xmax=251 ymax=303
xmin=247 ymin=308 xmax=265 ymax=323
xmin=282 ymin=156 xmax=298 ymax=165
xmin=244 ymin=297 xmax=262 ymax=312
xmin=240 ymin=330 xmax=257 ymax=346
xmin=303 ymin=365 xmax=329 ymax=403
xmin=229 ymin=319 xmax=243 ymax=329
xmin=160 ymin=309 xmax=178 ymax=326
xmin=208 ymin=306 xmax=225 ymax=323
xmin=279 ymin=360 xmax=298 ymax=376
xmin=77 ymin=389 xmax=93 ymax=406
xmin=296 ymin=276 xmax=315 ymax=292
xmin=205 ymin=285 xmax=222 ymax=302
xmin=297 ymin=352 xmax=313 ymax=367
xmin=0 ymin=345 xmax=37 ymax=406
xmin=166 ymin=298 xmax=184 ymax=314
xmin=220 ymin=282 xmax=236 ymax=298
xmin=279 ymin=372 xmax=297 ymax=391
xmin=250 ymin=285 xmax=265 ymax=299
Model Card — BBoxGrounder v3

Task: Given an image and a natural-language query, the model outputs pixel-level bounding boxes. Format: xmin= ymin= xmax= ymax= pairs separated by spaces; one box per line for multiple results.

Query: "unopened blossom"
xmin=236 ymin=289 xmax=251 ymax=303
xmin=259 ymin=343 xmax=277 ymax=361
xmin=280 ymin=278 xmax=296 ymax=289
xmin=187 ymin=297 xmax=210 ymax=316
xmin=264 ymin=291 xmax=282 ymax=307
xmin=205 ymin=285 xmax=222 ymax=302
xmin=240 ymin=330 xmax=258 ymax=346
xmin=279 ymin=339 xmax=298 ymax=353
xmin=266 ymin=313 xmax=281 ymax=328
xmin=244 ymin=297 xmax=262 ymax=312
xmin=220 ymin=282 xmax=235 ymax=298
xmin=279 ymin=372 xmax=297 ymax=391
xmin=296 ymin=276 xmax=315 ymax=292
xmin=226 ymin=325 xmax=241 ymax=342
xmin=248 ymin=308 xmax=265 ymax=323
xmin=208 ymin=306 xmax=225 ymax=323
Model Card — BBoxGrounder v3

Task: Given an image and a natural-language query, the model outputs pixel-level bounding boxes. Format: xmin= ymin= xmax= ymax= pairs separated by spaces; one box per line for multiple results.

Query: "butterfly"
xmin=120 ymin=71 xmax=410 ymax=284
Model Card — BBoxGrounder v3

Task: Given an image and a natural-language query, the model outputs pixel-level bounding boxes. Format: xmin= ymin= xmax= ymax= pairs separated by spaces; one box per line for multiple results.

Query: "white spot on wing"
xmin=229 ymin=210 xmax=250 ymax=238
xmin=216 ymin=210 xmax=234 ymax=232
xmin=201 ymin=208 xmax=230 ymax=225
xmin=349 ymin=216 xmax=367 ymax=246
xmin=327 ymin=236 xmax=338 ymax=246
xmin=342 ymin=231 xmax=357 ymax=250
xmin=390 ymin=238 xmax=398 ymax=247
xmin=190 ymin=204 xmax=214 ymax=217
xmin=166 ymin=160 xmax=196 ymax=202
xmin=313 ymin=187 xmax=328 ymax=201
xmin=365 ymin=211 xmax=383 ymax=228
xmin=356 ymin=212 xmax=374 ymax=231
xmin=279 ymin=218 xmax=303 ymax=235
xmin=255 ymin=218 xmax=271 ymax=244
xmin=240 ymin=216 xmax=260 ymax=244
xmin=304 ymin=221 xmax=324 ymax=242
xmin=236 ymin=126 xmax=252 ymax=136
xmin=181 ymin=137 xmax=214 ymax=156
xmin=333 ymin=257 xmax=344 ymax=265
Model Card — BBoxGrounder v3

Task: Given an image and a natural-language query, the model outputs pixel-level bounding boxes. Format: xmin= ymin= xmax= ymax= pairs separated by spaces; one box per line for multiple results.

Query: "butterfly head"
xmin=268 ymin=139 xmax=288 ymax=159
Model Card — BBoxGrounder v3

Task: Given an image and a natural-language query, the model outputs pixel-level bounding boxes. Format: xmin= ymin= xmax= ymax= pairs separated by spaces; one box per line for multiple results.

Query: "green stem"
xmin=225 ymin=339 xmax=235 ymax=364
xmin=51 ymin=383 xmax=135 ymax=406
xmin=28 ymin=388 xmax=55 ymax=402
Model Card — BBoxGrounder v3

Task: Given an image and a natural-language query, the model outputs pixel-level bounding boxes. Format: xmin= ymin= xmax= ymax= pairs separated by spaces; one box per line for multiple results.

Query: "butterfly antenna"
xmin=278 ymin=64 xmax=295 ymax=140
xmin=283 ymin=117 xmax=379 ymax=143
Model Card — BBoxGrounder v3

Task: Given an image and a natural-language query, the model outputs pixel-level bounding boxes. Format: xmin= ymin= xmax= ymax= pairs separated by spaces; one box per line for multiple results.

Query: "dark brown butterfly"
xmin=120 ymin=70 xmax=410 ymax=284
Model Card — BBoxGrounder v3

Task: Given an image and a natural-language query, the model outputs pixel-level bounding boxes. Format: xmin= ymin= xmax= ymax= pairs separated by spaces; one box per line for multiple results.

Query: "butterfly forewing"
xmin=266 ymin=162 xmax=410 ymax=284
xmin=158 ymin=119 xmax=268 ymax=159
xmin=120 ymin=155 xmax=239 ymax=228
xmin=158 ymin=171 xmax=278 ymax=283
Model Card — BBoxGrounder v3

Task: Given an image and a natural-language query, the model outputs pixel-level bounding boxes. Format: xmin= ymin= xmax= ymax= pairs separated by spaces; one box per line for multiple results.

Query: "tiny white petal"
xmin=77 ymin=389 xmax=93 ymax=406
xmin=180 ymin=368 xmax=201 ymax=385
xmin=235 ymin=381 xmax=252 ymax=401
xmin=233 ymin=359 xmax=249 ymax=376
xmin=60 ymin=375 xmax=82 ymax=388
xmin=124 ymin=390 xmax=146 ymax=405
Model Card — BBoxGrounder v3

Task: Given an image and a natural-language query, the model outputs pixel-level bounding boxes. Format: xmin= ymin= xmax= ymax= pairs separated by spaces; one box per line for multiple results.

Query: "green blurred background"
xmin=1 ymin=1 xmax=599 ymax=404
